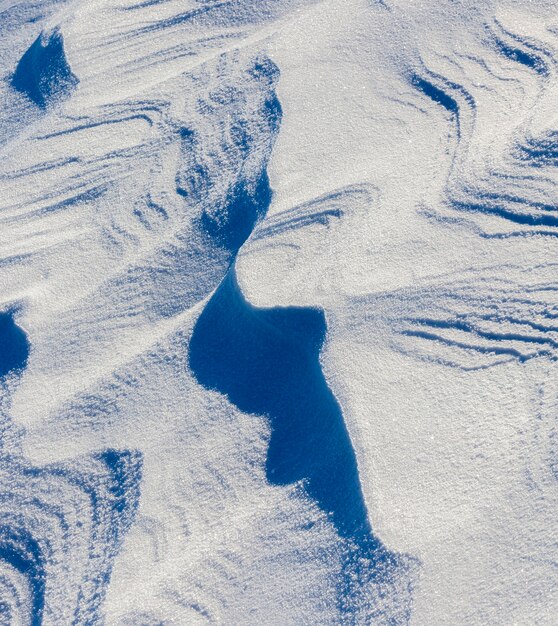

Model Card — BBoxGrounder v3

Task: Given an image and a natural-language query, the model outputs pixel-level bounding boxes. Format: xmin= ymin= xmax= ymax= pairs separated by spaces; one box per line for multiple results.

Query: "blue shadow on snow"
xmin=12 ymin=27 xmax=78 ymax=109
xmin=0 ymin=312 xmax=29 ymax=378
xmin=189 ymin=268 xmax=374 ymax=544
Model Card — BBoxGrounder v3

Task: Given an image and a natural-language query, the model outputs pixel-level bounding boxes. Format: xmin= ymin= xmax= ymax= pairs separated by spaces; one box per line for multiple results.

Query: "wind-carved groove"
xmin=413 ymin=22 xmax=558 ymax=240
xmin=0 ymin=99 xmax=168 ymax=239
xmin=114 ymin=1 xmax=231 ymax=38
xmin=132 ymin=194 xmax=170 ymax=231
xmin=451 ymin=186 xmax=558 ymax=229
xmin=121 ymin=0 xmax=176 ymax=9
xmin=374 ymin=273 xmax=558 ymax=370
xmin=250 ymin=184 xmax=374 ymax=246
xmin=188 ymin=61 xmax=414 ymax=622
xmin=490 ymin=18 xmax=551 ymax=77
xmin=515 ymin=132 xmax=558 ymax=168
xmin=252 ymin=204 xmax=343 ymax=241
xmin=489 ymin=21 xmax=558 ymax=172
xmin=410 ymin=74 xmax=461 ymax=138
xmin=491 ymin=36 xmax=548 ymax=77
xmin=408 ymin=64 xmax=476 ymax=167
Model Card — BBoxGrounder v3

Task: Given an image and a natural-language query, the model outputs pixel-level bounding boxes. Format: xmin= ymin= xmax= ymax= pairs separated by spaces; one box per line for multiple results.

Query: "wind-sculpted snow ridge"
xmin=2 ymin=0 xmax=558 ymax=623
xmin=189 ymin=260 xmax=413 ymax=624
xmin=0 ymin=312 xmax=142 ymax=625
xmin=182 ymin=52 xmax=413 ymax=619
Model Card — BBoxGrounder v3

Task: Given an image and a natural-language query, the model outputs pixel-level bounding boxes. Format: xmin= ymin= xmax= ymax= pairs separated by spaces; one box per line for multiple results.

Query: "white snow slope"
xmin=0 ymin=0 xmax=557 ymax=624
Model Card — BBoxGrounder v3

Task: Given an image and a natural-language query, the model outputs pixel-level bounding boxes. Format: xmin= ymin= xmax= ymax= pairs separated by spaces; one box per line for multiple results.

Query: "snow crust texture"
xmin=0 ymin=0 xmax=557 ymax=624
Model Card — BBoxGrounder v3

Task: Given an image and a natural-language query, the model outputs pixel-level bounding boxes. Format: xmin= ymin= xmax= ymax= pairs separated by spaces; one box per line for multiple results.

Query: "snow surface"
xmin=0 ymin=0 xmax=557 ymax=623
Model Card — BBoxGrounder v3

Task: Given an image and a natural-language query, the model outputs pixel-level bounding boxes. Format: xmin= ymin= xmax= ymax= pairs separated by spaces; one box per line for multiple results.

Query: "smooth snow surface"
xmin=0 ymin=0 xmax=557 ymax=624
